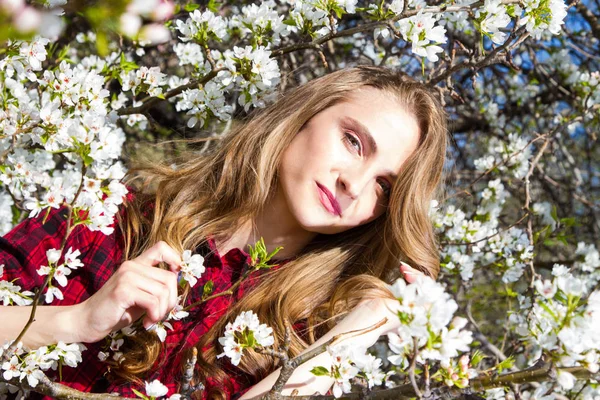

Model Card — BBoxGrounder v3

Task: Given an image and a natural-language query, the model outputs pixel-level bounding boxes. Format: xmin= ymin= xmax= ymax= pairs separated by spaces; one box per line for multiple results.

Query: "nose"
xmin=338 ymin=168 xmax=370 ymax=200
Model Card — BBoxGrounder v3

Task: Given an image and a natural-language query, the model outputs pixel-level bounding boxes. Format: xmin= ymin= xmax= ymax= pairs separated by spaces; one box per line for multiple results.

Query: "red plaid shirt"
xmin=1 ymin=203 xmax=283 ymax=399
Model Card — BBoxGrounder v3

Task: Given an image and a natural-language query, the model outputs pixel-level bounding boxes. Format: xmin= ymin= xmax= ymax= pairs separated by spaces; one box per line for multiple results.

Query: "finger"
xmin=400 ymin=262 xmax=424 ymax=284
xmin=120 ymin=270 xmax=172 ymax=323
xmin=128 ymin=261 xmax=179 ymax=312
xmin=136 ymin=241 xmax=182 ymax=273
xmin=121 ymin=289 xmax=162 ymax=328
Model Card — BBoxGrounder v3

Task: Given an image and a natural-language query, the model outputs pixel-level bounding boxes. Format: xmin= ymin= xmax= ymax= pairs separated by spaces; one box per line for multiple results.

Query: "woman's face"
xmin=277 ymin=86 xmax=421 ymax=235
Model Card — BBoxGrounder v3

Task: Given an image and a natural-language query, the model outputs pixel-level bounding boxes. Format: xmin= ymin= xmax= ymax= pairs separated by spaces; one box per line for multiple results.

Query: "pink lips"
xmin=316 ymin=182 xmax=342 ymax=217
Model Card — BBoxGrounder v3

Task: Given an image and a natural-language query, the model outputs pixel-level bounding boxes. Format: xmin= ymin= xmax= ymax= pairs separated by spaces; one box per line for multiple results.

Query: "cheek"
xmin=352 ymin=194 xmax=387 ymax=225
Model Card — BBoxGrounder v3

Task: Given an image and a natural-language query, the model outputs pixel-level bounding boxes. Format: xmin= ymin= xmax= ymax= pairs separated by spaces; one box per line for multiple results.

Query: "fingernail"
xmin=145 ymin=322 xmax=156 ymax=331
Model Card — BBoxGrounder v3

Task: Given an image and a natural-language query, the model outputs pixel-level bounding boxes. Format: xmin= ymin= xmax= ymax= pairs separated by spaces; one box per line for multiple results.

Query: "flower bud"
xmin=451 ymin=316 xmax=468 ymax=330
xmin=120 ymin=12 xmax=142 ymax=37
xmin=13 ymin=6 xmax=41 ymax=33
xmin=0 ymin=0 xmax=23 ymax=14
xmin=152 ymin=1 xmax=174 ymax=21
xmin=139 ymin=23 xmax=171 ymax=45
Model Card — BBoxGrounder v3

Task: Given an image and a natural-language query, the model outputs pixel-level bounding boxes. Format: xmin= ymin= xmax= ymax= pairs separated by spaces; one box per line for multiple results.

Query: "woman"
xmin=0 ymin=65 xmax=447 ymax=399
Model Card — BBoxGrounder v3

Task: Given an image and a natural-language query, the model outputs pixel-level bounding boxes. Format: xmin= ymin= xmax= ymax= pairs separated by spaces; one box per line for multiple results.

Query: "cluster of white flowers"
xmin=0 ymin=278 xmax=33 ymax=306
xmin=1 ymin=38 xmax=129 ymax=239
xmin=229 ymin=1 xmax=290 ymax=47
xmin=510 ymin=265 xmax=600 ymax=390
xmin=571 ymin=242 xmax=600 ymax=290
xmin=174 ymin=40 xmax=280 ymax=125
xmin=173 ymin=42 xmax=207 ymax=70
xmin=433 ymin=178 xmax=533 ymax=283
xmin=397 ymin=12 xmax=447 ymax=63
xmin=0 ymin=340 xmax=85 ymax=389
xmin=97 ymin=325 xmax=136 ymax=363
xmin=474 ymin=133 xmax=532 ymax=179
xmin=176 ymin=80 xmax=232 ymax=128
xmin=441 ymin=0 xmax=477 ymax=33
xmin=313 ymin=344 xmax=389 ymax=398
xmin=121 ymin=66 xmax=167 ymax=97
xmin=217 ymin=45 xmax=281 ymax=112
xmin=386 ymin=277 xmax=473 ymax=365
xmin=517 ymin=0 xmax=568 ymax=40
xmin=175 ymin=9 xmax=228 ymax=44
xmin=474 ymin=0 xmax=511 ymax=44
xmin=287 ymin=1 xmax=331 ymax=38
xmin=36 ymin=247 xmax=83 ymax=304
xmin=487 ymin=227 xmax=534 ymax=283
xmin=284 ymin=0 xmax=358 ymax=38
xmin=217 ymin=310 xmax=274 ymax=366
xmin=543 ymin=50 xmax=600 ymax=114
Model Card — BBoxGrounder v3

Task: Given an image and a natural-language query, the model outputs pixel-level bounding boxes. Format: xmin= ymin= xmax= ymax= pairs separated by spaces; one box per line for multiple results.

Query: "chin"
xmin=293 ymin=213 xmax=353 ymax=235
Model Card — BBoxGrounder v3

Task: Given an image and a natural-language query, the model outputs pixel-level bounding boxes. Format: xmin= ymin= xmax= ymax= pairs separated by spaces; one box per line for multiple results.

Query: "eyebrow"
xmin=340 ymin=116 xmax=399 ymax=181
xmin=341 ymin=116 xmax=378 ymax=153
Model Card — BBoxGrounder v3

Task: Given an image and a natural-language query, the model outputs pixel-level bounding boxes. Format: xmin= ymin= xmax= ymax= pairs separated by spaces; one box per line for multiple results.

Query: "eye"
xmin=343 ymin=131 xmax=362 ymax=154
xmin=377 ymin=178 xmax=391 ymax=198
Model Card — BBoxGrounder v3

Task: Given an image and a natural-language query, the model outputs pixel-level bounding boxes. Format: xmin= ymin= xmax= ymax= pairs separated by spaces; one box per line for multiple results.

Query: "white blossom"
xmin=397 ymin=12 xmax=447 ymax=62
xmin=145 ymin=379 xmax=169 ymax=398
xmin=217 ymin=310 xmax=274 ymax=366
xmin=180 ymin=250 xmax=205 ymax=287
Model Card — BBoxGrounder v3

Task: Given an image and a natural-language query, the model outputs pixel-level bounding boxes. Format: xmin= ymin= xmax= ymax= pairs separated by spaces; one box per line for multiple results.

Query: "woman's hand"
xmin=400 ymin=261 xmax=428 ymax=283
xmin=73 ymin=241 xmax=182 ymax=343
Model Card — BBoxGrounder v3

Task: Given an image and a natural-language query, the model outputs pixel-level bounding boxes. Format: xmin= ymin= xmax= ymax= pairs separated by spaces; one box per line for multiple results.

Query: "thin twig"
xmin=409 ymin=337 xmax=422 ymax=398
xmin=258 ymin=319 xmax=388 ymax=400
xmin=2 ymin=374 xmax=130 ymax=400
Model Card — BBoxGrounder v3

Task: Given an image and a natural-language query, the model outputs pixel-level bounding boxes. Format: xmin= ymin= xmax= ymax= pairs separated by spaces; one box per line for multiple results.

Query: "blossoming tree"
xmin=1 ymin=0 xmax=599 ymax=398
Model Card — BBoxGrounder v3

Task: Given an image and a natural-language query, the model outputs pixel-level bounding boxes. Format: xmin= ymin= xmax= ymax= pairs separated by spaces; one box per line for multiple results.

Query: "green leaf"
xmin=245 ymin=328 xmax=257 ymax=348
xmin=551 ymin=205 xmax=559 ymax=222
xmin=207 ymin=0 xmax=222 ymax=13
xmin=82 ymin=153 xmax=94 ymax=167
xmin=506 ymin=4 xmax=516 ymax=17
xmin=310 ymin=366 xmax=330 ymax=376
xmin=470 ymin=349 xmax=486 ymax=367
xmin=132 ymin=388 xmax=149 ymax=399
xmin=57 ymin=45 xmax=71 ymax=62
xmin=333 ymin=6 xmax=343 ymax=19
xmin=203 ymin=280 xmax=214 ymax=297
xmin=496 ymin=356 xmax=515 ymax=374
xmin=184 ymin=3 xmax=200 ymax=12
xmin=559 ymin=217 xmax=577 ymax=227
xmin=96 ymin=31 xmax=109 ymax=57
xmin=283 ymin=18 xmax=297 ymax=27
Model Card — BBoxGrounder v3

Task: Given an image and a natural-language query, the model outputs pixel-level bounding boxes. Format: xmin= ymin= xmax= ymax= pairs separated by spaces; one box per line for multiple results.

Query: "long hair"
xmin=112 ymin=65 xmax=448 ymax=397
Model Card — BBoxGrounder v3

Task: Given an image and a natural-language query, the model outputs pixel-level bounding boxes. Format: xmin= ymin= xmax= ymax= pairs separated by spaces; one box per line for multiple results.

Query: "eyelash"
xmin=342 ymin=131 xmax=391 ymax=198
xmin=343 ymin=131 xmax=362 ymax=154
xmin=377 ymin=178 xmax=391 ymax=198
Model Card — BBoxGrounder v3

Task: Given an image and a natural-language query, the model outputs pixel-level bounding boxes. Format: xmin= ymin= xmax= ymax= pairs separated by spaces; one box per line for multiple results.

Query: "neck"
xmin=217 ymin=186 xmax=317 ymax=260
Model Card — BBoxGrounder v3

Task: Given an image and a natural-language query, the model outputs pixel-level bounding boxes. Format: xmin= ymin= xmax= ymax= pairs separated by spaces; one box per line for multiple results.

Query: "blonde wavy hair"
xmin=112 ymin=65 xmax=448 ymax=398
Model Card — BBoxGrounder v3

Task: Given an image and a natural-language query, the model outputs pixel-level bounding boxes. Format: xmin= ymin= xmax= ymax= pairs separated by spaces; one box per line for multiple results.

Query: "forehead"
xmin=332 ymin=87 xmax=420 ymax=172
